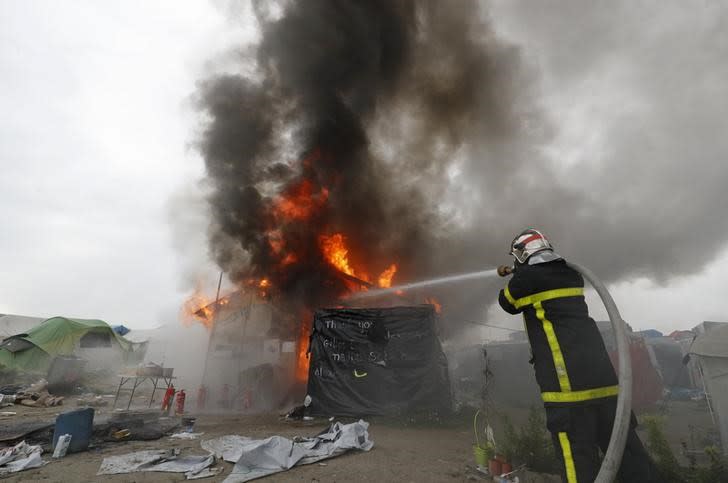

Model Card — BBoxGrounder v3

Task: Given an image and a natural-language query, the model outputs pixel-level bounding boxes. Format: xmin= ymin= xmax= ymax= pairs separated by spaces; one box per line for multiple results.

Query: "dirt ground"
xmin=0 ymin=398 xmax=714 ymax=483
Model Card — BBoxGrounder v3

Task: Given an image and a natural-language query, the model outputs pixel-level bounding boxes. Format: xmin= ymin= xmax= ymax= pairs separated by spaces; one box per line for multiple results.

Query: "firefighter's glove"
xmin=497 ymin=265 xmax=513 ymax=277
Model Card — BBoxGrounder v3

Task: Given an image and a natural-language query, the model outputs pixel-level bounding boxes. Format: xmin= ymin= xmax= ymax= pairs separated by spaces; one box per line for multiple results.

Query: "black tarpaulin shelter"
xmin=306 ymin=305 xmax=451 ymax=417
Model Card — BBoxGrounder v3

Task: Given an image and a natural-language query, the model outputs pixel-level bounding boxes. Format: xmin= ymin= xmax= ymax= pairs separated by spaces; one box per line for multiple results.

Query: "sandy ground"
xmin=0 ymin=399 xmax=713 ymax=483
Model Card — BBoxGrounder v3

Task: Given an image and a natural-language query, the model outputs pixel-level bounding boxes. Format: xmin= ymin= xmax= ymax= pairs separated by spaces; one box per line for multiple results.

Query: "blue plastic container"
xmin=52 ymin=408 xmax=95 ymax=453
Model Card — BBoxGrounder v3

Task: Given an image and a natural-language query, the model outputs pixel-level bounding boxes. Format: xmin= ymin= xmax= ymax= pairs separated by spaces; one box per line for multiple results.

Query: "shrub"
xmin=500 ymin=407 xmax=559 ymax=474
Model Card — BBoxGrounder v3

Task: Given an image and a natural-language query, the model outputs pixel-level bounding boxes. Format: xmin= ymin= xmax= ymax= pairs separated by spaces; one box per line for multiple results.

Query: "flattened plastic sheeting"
xmin=97 ymin=449 xmax=215 ymax=479
xmin=306 ymin=306 xmax=451 ymax=417
xmin=0 ymin=441 xmax=44 ymax=475
xmin=214 ymin=420 xmax=373 ymax=483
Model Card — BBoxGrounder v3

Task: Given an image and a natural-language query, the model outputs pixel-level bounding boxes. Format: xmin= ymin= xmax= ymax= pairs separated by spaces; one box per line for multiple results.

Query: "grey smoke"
xmin=194 ymin=0 xmax=728 ymax=320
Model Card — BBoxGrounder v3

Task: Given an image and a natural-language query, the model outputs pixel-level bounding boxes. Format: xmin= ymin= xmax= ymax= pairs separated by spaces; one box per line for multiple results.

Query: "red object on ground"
xmin=161 ymin=385 xmax=175 ymax=413
xmin=488 ymin=459 xmax=502 ymax=476
xmin=501 ymin=462 xmax=513 ymax=474
xmin=197 ymin=385 xmax=208 ymax=410
xmin=175 ymin=389 xmax=186 ymax=415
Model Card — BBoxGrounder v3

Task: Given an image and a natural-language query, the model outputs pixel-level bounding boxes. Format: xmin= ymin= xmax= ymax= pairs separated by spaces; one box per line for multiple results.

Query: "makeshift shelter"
xmin=0 ymin=314 xmax=44 ymax=341
xmin=0 ymin=316 xmax=140 ymax=374
xmin=688 ymin=324 xmax=728 ymax=455
xmin=452 ymin=321 xmax=663 ymax=410
xmin=644 ymin=336 xmax=692 ymax=389
xmin=306 ymin=305 xmax=451 ymax=417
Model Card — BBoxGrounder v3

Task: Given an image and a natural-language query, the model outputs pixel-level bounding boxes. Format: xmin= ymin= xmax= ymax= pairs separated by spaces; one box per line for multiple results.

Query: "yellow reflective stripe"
xmin=542 ymin=385 xmax=619 ymax=403
xmin=513 ymin=287 xmax=584 ymax=309
xmin=558 ymin=432 xmax=578 ymax=483
xmin=504 ymin=284 xmax=517 ymax=307
xmin=535 ymin=301 xmax=572 ymax=392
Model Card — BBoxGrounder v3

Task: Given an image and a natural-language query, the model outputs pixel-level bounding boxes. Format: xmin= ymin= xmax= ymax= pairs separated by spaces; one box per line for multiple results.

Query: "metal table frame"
xmin=113 ymin=375 xmax=176 ymax=410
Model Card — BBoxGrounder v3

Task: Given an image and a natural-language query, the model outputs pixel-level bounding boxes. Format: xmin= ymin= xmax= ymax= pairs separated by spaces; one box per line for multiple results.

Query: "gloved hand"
xmin=497 ymin=265 xmax=513 ymax=277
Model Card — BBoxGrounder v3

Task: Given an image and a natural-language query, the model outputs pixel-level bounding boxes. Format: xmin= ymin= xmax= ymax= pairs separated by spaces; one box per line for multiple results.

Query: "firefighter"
xmin=497 ymin=228 xmax=661 ymax=483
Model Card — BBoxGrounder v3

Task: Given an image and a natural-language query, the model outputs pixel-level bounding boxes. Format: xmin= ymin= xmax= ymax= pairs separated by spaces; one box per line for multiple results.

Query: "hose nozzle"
xmin=497 ymin=265 xmax=513 ymax=277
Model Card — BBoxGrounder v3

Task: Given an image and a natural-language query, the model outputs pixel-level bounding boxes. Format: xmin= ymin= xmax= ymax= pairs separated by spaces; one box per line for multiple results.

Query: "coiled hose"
xmin=566 ymin=261 xmax=632 ymax=483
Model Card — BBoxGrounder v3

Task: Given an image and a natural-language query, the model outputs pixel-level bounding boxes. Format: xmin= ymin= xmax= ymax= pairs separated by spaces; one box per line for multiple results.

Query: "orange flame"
xmin=272 ymin=180 xmax=329 ymax=222
xmin=181 ymin=286 xmax=217 ymax=330
xmin=320 ymin=233 xmax=355 ymax=277
xmin=320 ymin=233 xmax=398 ymax=289
xmin=425 ymin=296 xmax=442 ymax=314
xmin=295 ymin=312 xmax=312 ymax=382
xmin=378 ymin=264 xmax=397 ymax=288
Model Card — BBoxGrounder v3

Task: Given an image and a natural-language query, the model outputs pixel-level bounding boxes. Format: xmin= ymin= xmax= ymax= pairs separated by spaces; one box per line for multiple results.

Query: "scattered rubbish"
xmin=202 ymin=420 xmax=373 ymax=483
xmin=53 ymin=408 xmax=94 ymax=454
xmin=13 ymin=379 xmax=65 ymax=407
xmin=283 ymin=404 xmax=306 ymax=420
xmin=0 ymin=412 xmax=17 ymax=418
xmin=110 ymin=408 xmax=162 ymax=424
xmin=76 ymin=394 xmax=109 ymax=407
xmin=97 ymin=448 xmax=216 ymax=480
xmin=112 ymin=429 xmax=131 ymax=440
xmin=0 ymin=421 xmax=55 ymax=443
xmin=318 ymin=462 xmax=327 ymax=466
xmin=0 ymin=394 xmax=17 ymax=406
xmin=0 ymin=384 xmax=24 ymax=395
xmin=171 ymin=432 xmax=205 ymax=440
xmin=104 ymin=409 xmax=178 ymax=441
xmin=52 ymin=434 xmax=72 ymax=458
xmin=0 ymin=441 xmax=44 ymax=475
xmin=182 ymin=416 xmax=197 ymax=432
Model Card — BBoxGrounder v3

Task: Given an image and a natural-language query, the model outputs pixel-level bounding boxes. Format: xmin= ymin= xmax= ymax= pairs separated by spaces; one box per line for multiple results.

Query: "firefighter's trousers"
xmin=546 ymin=398 xmax=662 ymax=482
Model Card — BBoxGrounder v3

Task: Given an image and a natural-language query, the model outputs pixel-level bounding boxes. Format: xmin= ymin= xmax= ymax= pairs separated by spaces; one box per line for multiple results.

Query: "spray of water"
xmin=347 ymin=268 xmax=499 ymax=299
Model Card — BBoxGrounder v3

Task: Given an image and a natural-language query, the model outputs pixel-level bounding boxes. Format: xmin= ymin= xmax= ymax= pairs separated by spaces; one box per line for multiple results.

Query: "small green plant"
xmin=643 ymin=414 xmax=728 ymax=483
xmin=691 ymin=446 xmax=728 ymax=483
xmin=642 ymin=415 xmax=683 ymax=482
xmin=500 ymin=407 xmax=559 ymax=473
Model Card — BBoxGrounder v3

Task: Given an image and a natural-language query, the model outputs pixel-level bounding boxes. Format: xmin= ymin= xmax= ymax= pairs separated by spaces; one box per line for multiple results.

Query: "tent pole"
xmin=697 ymin=361 xmax=717 ymax=426
xmin=200 ymin=271 xmax=224 ymax=404
xmin=215 ymin=271 xmax=223 ymax=304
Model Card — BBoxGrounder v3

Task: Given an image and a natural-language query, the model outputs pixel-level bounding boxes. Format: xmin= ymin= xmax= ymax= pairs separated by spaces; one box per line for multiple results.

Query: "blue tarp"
xmin=112 ymin=325 xmax=130 ymax=336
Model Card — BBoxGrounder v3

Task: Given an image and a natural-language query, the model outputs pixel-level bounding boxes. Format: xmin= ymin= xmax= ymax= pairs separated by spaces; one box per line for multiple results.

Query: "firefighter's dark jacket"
xmin=498 ymin=259 xmax=618 ymax=406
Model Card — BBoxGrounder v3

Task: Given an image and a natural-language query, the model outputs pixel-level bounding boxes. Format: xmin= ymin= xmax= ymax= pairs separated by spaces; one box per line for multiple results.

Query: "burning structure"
xmin=183 ymin=0 xmax=530 ymax=410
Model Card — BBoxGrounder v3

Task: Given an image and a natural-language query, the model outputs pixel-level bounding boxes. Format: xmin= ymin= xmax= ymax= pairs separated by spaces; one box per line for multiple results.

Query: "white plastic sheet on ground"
xmin=171 ymin=432 xmax=205 ymax=440
xmin=96 ymin=448 xmax=216 ymax=479
xmin=0 ymin=441 xmax=44 ymax=475
xmin=202 ymin=420 xmax=373 ymax=483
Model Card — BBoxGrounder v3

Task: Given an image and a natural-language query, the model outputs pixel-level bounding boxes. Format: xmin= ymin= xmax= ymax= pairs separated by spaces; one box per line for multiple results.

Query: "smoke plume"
xmin=195 ymin=0 xmax=728 ymax=321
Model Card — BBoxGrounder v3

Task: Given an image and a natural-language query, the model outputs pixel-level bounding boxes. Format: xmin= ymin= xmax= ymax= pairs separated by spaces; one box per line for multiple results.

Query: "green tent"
xmin=0 ymin=316 xmax=136 ymax=373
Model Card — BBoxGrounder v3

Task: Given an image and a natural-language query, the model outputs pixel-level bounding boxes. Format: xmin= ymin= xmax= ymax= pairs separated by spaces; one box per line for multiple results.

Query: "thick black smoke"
xmin=196 ymin=0 xmax=728 ymax=325
xmin=195 ymin=0 xmax=520 ymax=315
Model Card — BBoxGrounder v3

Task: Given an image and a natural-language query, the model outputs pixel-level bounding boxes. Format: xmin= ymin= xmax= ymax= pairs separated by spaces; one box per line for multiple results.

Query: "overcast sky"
xmin=1 ymin=1 xmax=726 ymax=333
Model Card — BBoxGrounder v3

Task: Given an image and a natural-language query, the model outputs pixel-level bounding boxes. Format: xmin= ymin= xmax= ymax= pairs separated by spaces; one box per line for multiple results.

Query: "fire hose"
xmin=499 ymin=261 xmax=632 ymax=482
